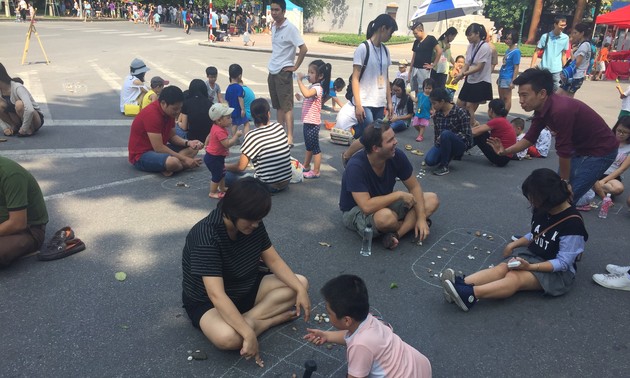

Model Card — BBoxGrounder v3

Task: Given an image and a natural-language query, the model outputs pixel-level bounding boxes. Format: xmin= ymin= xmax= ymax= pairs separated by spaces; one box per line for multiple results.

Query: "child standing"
xmin=445 ymin=55 xmax=465 ymax=102
xmin=204 ymin=103 xmax=242 ymax=199
xmin=153 ymin=11 xmax=162 ymax=31
xmin=412 ymin=78 xmax=434 ymax=142
xmin=304 ymin=275 xmax=432 ymax=377
xmin=389 ymin=78 xmax=414 ymax=132
xmin=396 ymin=59 xmax=409 ymax=84
xmin=224 ymin=64 xmax=250 ymax=139
xmin=205 ymin=66 xmax=223 ymax=104
xmin=296 ymin=59 xmax=331 ymax=179
xmin=240 ymin=79 xmax=255 ymax=125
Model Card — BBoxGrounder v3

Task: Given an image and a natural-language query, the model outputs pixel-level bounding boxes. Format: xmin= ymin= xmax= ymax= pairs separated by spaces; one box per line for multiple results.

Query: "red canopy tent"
xmin=596 ymin=5 xmax=630 ymax=28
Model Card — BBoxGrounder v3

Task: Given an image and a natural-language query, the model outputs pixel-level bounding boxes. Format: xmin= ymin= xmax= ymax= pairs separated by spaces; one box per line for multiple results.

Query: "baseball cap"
xmin=209 ymin=103 xmax=234 ymax=121
xmin=398 ymin=59 xmax=409 ymax=66
xmin=150 ymin=76 xmax=169 ymax=88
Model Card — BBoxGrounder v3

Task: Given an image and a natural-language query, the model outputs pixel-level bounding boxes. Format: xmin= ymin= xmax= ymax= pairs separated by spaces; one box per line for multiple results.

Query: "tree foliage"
xmin=292 ymin=0 xmax=330 ymax=20
xmin=483 ymin=0 xmax=528 ymax=29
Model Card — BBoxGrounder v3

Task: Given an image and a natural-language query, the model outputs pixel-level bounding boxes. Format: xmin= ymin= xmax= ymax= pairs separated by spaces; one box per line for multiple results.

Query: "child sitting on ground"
xmin=296 ymin=59 xmax=332 ymax=179
xmin=322 ymin=77 xmax=346 ymax=112
xmin=224 ymin=64 xmax=250 ymax=139
xmin=389 ymin=78 xmax=414 ymax=132
xmin=511 ymin=117 xmax=551 ymax=159
xmin=205 ymin=66 xmax=223 ymax=104
xmin=141 ymin=76 xmax=168 ymax=109
xmin=204 ymin=103 xmax=242 ymax=199
xmin=412 ymin=78 xmax=434 ymax=142
xmin=445 ymin=55 xmax=465 ymax=102
xmin=304 ymin=275 xmax=432 ymax=377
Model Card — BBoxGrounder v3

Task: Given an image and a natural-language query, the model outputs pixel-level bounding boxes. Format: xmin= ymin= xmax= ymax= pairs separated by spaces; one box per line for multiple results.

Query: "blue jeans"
xmin=390 ymin=119 xmax=409 ymax=132
xmin=570 ymin=149 xmax=617 ymax=205
xmin=133 ymin=151 xmax=168 ymax=172
xmin=354 ymin=106 xmax=384 ymax=139
xmin=424 ymin=130 xmax=467 ymax=167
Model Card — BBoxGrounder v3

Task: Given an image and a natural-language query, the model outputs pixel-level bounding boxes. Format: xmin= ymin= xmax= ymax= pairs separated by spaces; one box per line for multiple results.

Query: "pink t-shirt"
xmin=206 ymin=125 xmax=229 ymax=156
xmin=345 ymin=314 xmax=432 ymax=378
xmin=301 ymin=83 xmax=322 ymax=125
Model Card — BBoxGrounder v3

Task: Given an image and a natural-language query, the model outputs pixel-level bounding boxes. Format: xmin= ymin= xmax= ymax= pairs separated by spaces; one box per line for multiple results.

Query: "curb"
xmin=197 ymin=42 xmax=414 ymax=66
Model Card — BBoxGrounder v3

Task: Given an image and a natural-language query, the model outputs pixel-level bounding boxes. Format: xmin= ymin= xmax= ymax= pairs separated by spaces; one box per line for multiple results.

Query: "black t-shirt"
xmin=527 ymin=207 xmax=588 ymax=261
xmin=182 ymin=96 xmax=213 ymax=142
xmin=412 ymin=35 xmax=438 ymax=68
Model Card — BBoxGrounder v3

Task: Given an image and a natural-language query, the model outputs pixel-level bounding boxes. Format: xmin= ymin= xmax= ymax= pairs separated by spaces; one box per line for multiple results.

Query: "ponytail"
xmin=366 ymin=14 xmax=398 ymax=40
xmin=310 ymin=59 xmax=332 ymax=98
xmin=488 ymin=98 xmax=508 ymax=117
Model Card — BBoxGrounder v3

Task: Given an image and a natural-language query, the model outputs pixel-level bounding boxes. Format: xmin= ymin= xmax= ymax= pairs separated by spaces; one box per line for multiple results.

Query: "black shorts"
xmin=182 ymin=272 xmax=269 ymax=329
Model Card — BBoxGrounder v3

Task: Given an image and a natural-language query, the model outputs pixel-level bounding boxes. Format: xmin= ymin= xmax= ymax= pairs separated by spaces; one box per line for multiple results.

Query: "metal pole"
xmin=519 ymin=5 xmax=527 ymax=46
xmin=358 ymin=0 xmax=365 ymax=35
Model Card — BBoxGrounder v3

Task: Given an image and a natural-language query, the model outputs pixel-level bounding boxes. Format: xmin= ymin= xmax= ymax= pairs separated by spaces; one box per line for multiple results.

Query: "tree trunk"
xmin=526 ymin=0 xmax=544 ymax=44
xmin=593 ymin=0 xmax=603 ymax=24
xmin=573 ymin=0 xmax=587 ymax=27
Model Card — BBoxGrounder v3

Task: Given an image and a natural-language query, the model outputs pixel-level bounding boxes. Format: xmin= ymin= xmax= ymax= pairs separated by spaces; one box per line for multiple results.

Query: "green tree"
xmin=482 ymin=0 xmax=525 ymax=29
xmin=292 ymin=0 xmax=330 ymax=20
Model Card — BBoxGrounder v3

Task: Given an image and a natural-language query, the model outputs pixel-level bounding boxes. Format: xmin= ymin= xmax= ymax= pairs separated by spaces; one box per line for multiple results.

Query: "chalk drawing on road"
xmin=210 ymin=301 xmax=385 ymax=377
xmin=411 ymin=228 xmax=507 ymax=288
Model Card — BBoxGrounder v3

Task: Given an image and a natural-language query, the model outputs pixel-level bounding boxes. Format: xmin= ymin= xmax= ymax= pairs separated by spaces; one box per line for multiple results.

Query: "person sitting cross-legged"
xmin=339 ymin=122 xmax=439 ymax=250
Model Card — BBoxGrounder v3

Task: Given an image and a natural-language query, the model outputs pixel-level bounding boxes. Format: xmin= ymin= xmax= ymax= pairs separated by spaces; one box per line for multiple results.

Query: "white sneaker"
xmin=592 ymin=272 xmax=630 ymax=291
xmin=606 ymin=264 xmax=630 ymax=275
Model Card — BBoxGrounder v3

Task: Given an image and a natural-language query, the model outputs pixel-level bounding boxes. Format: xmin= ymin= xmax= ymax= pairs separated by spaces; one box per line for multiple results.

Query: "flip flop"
xmin=38 ymin=238 xmax=86 ymax=261
xmin=404 ymin=144 xmax=413 ymax=151
xmin=410 ymin=149 xmax=424 ymax=156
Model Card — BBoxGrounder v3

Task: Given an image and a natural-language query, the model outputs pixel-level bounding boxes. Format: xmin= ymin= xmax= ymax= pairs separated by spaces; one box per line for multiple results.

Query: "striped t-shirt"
xmin=301 ymin=83 xmax=322 ymax=125
xmin=182 ymin=206 xmax=272 ymax=307
xmin=241 ymin=122 xmax=292 ymax=184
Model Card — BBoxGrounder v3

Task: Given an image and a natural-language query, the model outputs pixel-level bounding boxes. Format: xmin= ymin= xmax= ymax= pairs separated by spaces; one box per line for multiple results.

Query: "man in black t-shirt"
xmin=408 ymin=20 xmax=442 ymax=95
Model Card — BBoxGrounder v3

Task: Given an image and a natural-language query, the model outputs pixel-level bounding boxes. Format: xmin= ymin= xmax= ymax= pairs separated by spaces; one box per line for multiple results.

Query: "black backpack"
xmin=345 ymin=40 xmax=390 ymax=102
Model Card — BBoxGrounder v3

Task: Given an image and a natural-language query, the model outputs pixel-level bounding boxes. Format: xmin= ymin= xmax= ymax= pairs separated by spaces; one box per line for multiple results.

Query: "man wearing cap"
xmin=128 ymin=86 xmax=204 ymax=176
xmin=141 ymin=76 xmax=169 ymax=109
xmin=267 ymin=0 xmax=308 ymax=147
xmin=120 ymin=58 xmax=149 ymax=113
xmin=0 ymin=156 xmax=48 ymax=268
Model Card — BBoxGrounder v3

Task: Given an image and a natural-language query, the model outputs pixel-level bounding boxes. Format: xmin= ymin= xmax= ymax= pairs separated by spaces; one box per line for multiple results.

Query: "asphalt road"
xmin=1 ymin=20 xmax=629 ymax=378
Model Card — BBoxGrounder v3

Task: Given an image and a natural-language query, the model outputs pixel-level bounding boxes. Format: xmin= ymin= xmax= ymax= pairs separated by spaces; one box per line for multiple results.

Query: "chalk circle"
xmin=219 ymin=301 xmax=383 ymax=377
xmin=412 ymin=228 xmax=507 ymax=289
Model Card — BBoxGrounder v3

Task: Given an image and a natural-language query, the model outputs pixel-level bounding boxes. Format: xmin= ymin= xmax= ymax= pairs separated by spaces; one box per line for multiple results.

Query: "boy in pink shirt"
xmin=304 ymin=275 xmax=432 ymax=378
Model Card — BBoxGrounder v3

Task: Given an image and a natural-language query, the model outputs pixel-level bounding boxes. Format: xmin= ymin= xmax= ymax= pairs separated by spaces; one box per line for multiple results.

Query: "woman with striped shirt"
xmin=182 ymin=177 xmax=310 ymax=367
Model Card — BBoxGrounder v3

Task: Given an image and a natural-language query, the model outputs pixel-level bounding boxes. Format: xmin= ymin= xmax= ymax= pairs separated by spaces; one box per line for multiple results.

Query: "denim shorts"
xmin=133 ymin=151 xmax=169 ymax=172
xmin=204 ymin=153 xmax=225 ymax=183
xmin=560 ymin=77 xmax=585 ymax=94
xmin=497 ymin=77 xmax=512 ymax=89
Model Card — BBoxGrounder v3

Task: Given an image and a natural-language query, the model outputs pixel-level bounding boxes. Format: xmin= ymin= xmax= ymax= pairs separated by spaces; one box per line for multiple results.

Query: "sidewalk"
xmin=199 ymin=32 xmax=414 ymax=64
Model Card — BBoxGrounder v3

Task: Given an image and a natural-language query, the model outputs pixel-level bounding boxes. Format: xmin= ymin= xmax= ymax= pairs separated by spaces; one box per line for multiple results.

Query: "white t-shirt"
xmin=335 ymin=102 xmax=357 ymax=131
xmin=353 ymin=41 xmax=391 ymax=108
xmin=604 ymin=143 xmax=630 ymax=176
xmin=535 ymin=128 xmax=552 ymax=157
xmin=574 ymin=41 xmax=592 ymax=79
xmin=206 ymin=82 xmax=221 ymax=103
xmin=120 ymin=75 xmax=146 ymax=112
xmin=623 ymin=86 xmax=630 ymax=111
xmin=345 ymin=314 xmax=432 ymax=378
xmin=465 ymin=41 xmax=492 ymax=84
xmin=268 ymin=20 xmax=304 ymax=74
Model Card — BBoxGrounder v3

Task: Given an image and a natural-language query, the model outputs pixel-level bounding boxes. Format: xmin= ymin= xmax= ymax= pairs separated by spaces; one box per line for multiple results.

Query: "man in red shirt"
xmin=489 ymin=68 xmax=617 ymax=205
xmin=128 ymin=86 xmax=203 ymax=176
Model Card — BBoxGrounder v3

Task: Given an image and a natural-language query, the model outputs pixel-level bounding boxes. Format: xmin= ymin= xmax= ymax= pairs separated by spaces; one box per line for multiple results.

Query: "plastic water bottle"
xmin=598 ymin=194 xmax=613 ymax=219
xmin=360 ymin=223 xmax=373 ymax=257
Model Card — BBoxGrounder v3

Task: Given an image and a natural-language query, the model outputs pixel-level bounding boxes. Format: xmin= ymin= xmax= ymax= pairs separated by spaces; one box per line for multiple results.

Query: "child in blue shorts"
xmin=224 ymin=64 xmax=250 ymax=139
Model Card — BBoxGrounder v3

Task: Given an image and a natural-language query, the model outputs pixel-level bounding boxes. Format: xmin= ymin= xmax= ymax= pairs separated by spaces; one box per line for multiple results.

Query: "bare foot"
xmin=161 ymin=170 xmax=174 ymax=177
xmin=3 ymin=129 xmax=13 ymax=136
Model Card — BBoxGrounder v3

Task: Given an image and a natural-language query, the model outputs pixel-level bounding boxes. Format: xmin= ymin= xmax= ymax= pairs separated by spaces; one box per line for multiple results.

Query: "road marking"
xmin=89 ymin=60 xmax=122 ymax=91
xmin=159 ymin=37 xmax=185 ymax=41
xmin=251 ymin=64 xmax=269 ymax=75
xmin=120 ymin=32 xmax=152 ymax=36
xmin=140 ymin=57 xmax=191 ymax=88
xmin=1 ymin=147 xmax=128 ymax=159
xmin=139 ymin=35 xmax=165 ymax=39
xmin=46 ymin=119 xmax=132 ymax=127
xmin=44 ymin=175 xmax=154 ymax=201
xmin=177 ymin=39 xmax=202 ymax=45
xmin=16 ymin=71 xmax=53 ymax=124
xmin=81 ymin=29 xmax=112 ymax=33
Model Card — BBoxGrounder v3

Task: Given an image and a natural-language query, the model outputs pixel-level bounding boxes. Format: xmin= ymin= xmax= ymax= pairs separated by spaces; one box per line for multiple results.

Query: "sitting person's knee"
xmin=373 ymin=209 xmax=399 ymax=231
xmin=165 ymin=156 xmax=183 ymax=172
xmin=211 ymin=334 xmax=243 ymax=350
xmin=425 ymin=192 xmax=440 ymax=212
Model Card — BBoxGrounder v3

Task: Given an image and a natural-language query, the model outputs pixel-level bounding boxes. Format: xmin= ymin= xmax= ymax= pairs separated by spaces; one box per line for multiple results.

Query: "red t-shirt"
xmin=487 ymin=117 xmax=517 ymax=157
xmin=128 ymin=101 xmax=175 ymax=164
xmin=205 ymin=124 xmax=229 ymax=156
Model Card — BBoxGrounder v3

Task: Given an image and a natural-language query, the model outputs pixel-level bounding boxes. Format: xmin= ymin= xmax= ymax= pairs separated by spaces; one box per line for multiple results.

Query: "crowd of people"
xmin=3 ymin=3 xmax=630 ymax=376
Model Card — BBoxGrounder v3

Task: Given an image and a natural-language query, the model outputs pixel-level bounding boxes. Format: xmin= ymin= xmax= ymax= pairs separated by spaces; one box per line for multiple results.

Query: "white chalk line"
xmin=1 ymin=147 xmax=128 ymax=159
xmin=89 ymin=60 xmax=122 ymax=91
xmin=17 ymin=71 xmax=54 ymax=123
xmin=44 ymin=175 xmax=154 ymax=201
